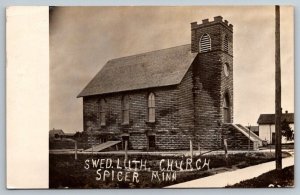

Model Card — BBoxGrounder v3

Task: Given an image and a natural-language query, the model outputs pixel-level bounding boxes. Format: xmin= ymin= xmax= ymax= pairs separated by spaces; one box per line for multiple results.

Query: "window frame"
xmin=122 ymin=96 xmax=130 ymax=125
xmin=223 ymin=94 xmax=230 ymax=123
xmin=199 ymin=33 xmax=212 ymax=53
xmin=147 ymin=93 xmax=156 ymax=123
xmin=223 ymin=63 xmax=230 ymax=77
xmin=99 ymin=99 xmax=106 ymax=126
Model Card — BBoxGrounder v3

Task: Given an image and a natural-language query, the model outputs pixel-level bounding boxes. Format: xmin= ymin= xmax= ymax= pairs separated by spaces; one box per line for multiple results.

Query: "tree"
xmin=281 ymin=119 xmax=293 ymax=141
xmin=74 ymin=131 xmax=82 ymax=138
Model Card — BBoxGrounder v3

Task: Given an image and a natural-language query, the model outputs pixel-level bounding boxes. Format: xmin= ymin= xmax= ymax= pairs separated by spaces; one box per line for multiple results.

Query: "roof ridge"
xmin=109 ymin=44 xmax=191 ymax=62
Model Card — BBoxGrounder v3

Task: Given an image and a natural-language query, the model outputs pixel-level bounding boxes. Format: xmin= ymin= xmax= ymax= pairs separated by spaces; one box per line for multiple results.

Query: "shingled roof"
xmin=77 ymin=44 xmax=197 ymax=97
xmin=257 ymin=113 xmax=294 ymax=124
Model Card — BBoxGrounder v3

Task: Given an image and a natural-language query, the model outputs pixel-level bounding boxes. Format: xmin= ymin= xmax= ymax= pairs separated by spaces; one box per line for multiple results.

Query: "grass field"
xmin=49 ymin=151 xmax=290 ymax=188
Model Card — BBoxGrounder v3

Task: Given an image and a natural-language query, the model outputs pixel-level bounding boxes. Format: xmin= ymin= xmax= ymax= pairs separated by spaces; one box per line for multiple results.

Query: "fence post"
xmin=124 ymin=140 xmax=128 ymax=162
xmin=190 ymin=140 xmax=193 ymax=158
xmin=74 ymin=141 xmax=78 ymax=160
xmin=92 ymin=143 xmax=94 ymax=155
xmin=248 ymin=125 xmax=251 ymax=152
xmin=224 ymin=138 xmax=228 ymax=166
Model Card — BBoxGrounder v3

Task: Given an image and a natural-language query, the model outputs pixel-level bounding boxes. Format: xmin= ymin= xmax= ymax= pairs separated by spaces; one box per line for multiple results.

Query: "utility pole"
xmin=275 ymin=5 xmax=282 ymax=170
xmin=190 ymin=140 xmax=193 ymax=158
xmin=269 ymin=124 xmax=272 ymax=152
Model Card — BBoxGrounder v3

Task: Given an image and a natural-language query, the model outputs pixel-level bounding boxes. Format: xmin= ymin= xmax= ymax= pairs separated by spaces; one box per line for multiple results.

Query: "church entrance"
xmin=122 ymin=136 xmax=129 ymax=150
xmin=148 ymin=135 xmax=156 ymax=150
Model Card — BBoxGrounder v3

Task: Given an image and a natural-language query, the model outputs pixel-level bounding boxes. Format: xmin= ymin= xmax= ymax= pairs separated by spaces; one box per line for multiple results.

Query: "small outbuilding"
xmin=257 ymin=111 xmax=294 ymax=144
xmin=49 ymin=128 xmax=65 ymax=139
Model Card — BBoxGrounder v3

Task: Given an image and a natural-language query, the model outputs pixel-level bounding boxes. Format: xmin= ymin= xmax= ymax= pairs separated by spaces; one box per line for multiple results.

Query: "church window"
xmin=148 ymin=93 xmax=155 ymax=122
xmin=199 ymin=33 xmax=211 ymax=52
xmin=223 ymin=94 xmax=230 ymax=123
xmin=224 ymin=63 xmax=229 ymax=77
xmin=99 ymin=99 xmax=106 ymax=126
xmin=122 ymin=96 xmax=130 ymax=124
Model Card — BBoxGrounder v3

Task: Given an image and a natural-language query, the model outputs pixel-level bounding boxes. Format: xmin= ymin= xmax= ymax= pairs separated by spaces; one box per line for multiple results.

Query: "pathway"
xmin=166 ymin=155 xmax=294 ymax=188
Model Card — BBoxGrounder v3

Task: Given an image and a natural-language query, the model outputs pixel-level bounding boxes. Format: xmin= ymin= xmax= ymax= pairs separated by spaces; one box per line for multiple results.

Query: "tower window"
xmin=223 ymin=63 xmax=230 ymax=77
xmin=199 ymin=33 xmax=211 ymax=53
xmin=148 ymin=93 xmax=155 ymax=122
xmin=224 ymin=35 xmax=229 ymax=53
xmin=122 ymin=96 xmax=130 ymax=124
xmin=99 ymin=99 xmax=106 ymax=126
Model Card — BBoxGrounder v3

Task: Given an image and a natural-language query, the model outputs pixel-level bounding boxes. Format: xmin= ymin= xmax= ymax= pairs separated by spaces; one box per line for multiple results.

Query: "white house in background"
xmin=257 ymin=111 xmax=294 ymax=144
xmin=49 ymin=128 xmax=65 ymax=139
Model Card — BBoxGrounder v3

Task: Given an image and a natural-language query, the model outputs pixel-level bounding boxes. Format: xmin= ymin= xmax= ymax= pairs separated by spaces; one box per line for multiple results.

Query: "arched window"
xmin=223 ymin=63 xmax=230 ymax=77
xmin=99 ymin=99 xmax=106 ymax=126
xmin=199 ymin=34 xmax=211 ymax=53
xmin=148 ymin=93 xmax=155 ymax=122
xmin=223 ymin=94 xmax=230 ymax=123
xmin=224 ymin=35 xmax=229 ymax=53
xmin=122 ymin=96 xmax=129 ymax=124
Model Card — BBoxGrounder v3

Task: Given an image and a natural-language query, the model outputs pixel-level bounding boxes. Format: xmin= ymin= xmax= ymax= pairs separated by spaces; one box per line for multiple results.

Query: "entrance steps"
xmin=235 ymin=124 xmax=263 ymax=146
xmin=223 ymin=124 xmax=264 ymax=150
xmin=84 ymin=140 xmax=121 ymax=152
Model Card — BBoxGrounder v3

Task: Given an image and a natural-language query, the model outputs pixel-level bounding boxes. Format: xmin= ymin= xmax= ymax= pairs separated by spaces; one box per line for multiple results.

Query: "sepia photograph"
xmin=48 ymin=6 xmax=294 ymax=188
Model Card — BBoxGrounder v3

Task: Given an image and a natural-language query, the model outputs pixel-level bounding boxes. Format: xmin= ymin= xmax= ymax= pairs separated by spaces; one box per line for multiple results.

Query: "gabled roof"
xmin=49 ymin=129 xmax=64 ymax=135
xmin=77 ymin=44 xmax=197 ymax=97
xmin=257 ymin=113 xmax=294 ymax=124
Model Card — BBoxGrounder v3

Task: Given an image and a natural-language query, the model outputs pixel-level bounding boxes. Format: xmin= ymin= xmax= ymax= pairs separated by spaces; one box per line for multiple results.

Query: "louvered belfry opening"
xmin=199 ymin=33 xmax=211 ymax=53
xmin=224 ymin=35 xmax=229 ymax=53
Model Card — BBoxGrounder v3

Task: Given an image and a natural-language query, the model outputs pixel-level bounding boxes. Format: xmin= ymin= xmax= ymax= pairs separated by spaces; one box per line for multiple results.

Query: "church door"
xmin=148 ymin=135 xmax=156 ymax=150
xmin=122 ymin=136 xmax=129 ymax=150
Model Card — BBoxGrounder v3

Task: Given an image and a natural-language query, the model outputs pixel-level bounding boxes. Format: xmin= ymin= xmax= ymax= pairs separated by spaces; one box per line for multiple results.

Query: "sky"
xmin=50 ymin=6 xmax=294 ymax=133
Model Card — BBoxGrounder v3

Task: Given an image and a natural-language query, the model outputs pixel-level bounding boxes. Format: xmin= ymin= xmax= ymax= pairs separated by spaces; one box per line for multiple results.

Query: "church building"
xmin=78 ymin=16 xmax=238 ymax=150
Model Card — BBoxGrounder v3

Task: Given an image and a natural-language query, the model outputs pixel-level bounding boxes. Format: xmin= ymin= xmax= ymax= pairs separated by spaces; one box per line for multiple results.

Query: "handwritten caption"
xmin=84 ymin=158 xmax=210 ymax=183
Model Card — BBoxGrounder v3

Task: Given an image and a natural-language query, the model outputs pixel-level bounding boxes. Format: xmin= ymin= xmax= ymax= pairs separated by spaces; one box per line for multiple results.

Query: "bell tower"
xmin=191 ymin=16 xmax=233 ymax=149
